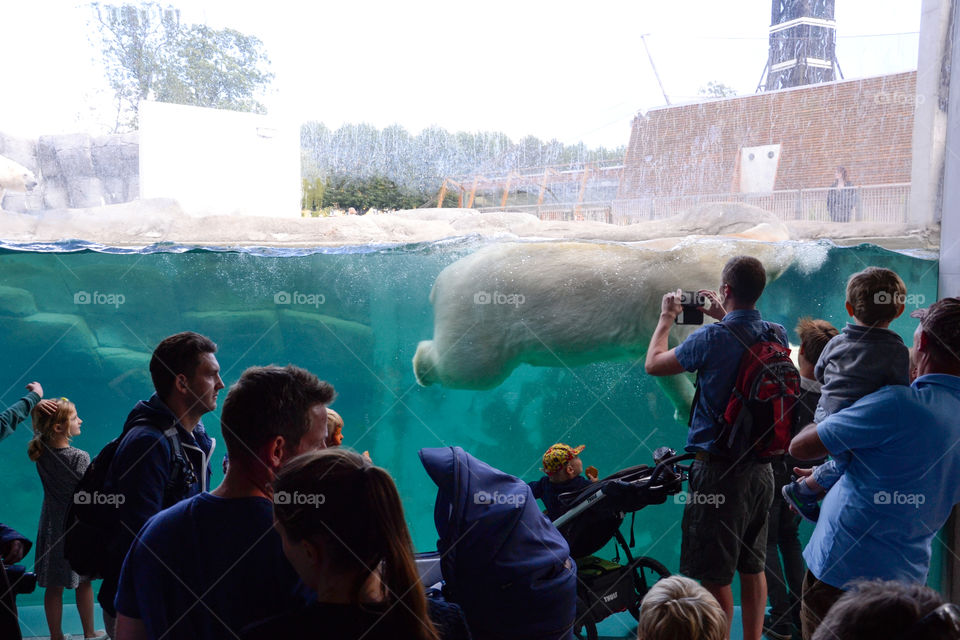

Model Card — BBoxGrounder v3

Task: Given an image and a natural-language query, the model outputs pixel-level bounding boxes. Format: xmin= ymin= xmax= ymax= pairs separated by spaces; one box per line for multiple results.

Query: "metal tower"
xmin=759 ymin=0 xmax=841 ymax=91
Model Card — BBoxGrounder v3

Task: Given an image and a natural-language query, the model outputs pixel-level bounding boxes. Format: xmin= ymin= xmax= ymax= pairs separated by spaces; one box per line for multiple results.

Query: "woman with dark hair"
xmin=241 ymin=448 xmax=446 ymax=640
xmin=826 ymin=166 xmax=857 ymax=222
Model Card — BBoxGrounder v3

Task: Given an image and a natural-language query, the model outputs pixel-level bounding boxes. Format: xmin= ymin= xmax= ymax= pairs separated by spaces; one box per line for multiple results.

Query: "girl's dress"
xmin=35 ymin=445 xmax=90 ymax=588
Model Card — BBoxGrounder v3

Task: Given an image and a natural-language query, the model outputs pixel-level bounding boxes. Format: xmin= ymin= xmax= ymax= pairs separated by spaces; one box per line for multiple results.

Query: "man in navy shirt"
xmin=791 ymin=298 xmax=960 ymax=640
xmin=99 ymin=332 xmax=224 ymax=637
xmin=645 ymin=255 xmax=784 ymax=640
xmin=114 ymin=365 xmax=336 ymax=640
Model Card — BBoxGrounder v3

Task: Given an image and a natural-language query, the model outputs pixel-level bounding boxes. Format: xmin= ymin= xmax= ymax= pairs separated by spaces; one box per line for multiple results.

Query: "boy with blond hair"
xmin=637 ymin=575 xmax=726 ymax=640
xmin=783 ymin=267 xmax=910 ymax=522
xmin=528 ymin=443 xmax=598 ymax=521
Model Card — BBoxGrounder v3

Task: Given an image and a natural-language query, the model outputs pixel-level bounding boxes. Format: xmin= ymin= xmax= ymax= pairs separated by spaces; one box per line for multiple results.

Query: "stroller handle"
xmin=647 ymin=452 xmax=696 ymax=488
xmin=550 ymin=452 xmax=696 ymax=529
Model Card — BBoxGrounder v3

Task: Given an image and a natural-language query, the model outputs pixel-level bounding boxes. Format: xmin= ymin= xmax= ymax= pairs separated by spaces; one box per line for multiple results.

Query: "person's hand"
xmin=585 ymin=466 xmax=599 ymax=482
xmin=697 ymin=289 xmax=727 ymax=321
xmin=35 ymin=399 xmax=59 ymax=417
xmin=792 ymin=466 xmax=814 ymax=479
xmin=25 ymin=382 xmax=43 ymax=398
xmin=660 ymin=289 xmax=683 ymax=320
xmin=2 ymin=539 xmax=26 ymax=564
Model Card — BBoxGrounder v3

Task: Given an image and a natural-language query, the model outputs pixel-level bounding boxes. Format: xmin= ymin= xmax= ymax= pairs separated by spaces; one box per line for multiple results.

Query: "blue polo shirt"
xmin=674 ymin=309 xmax=787 ymax=454
xmin=804 ymin=374 xmax=960 ymax=588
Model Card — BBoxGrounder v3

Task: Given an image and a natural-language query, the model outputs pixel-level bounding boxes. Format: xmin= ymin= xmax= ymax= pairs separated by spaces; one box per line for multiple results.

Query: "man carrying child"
xmin=791 ymin=297 xmax=960 ymax=639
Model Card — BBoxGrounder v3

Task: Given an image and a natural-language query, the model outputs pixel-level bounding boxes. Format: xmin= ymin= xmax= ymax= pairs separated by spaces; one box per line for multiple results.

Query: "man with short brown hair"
xmin=646 ymin=255 xmax=785 ymax=640
xmin=791 ymin=297 xmax=960 ymax=639
xmin=99 ymin=332 xmax=224 ymax=637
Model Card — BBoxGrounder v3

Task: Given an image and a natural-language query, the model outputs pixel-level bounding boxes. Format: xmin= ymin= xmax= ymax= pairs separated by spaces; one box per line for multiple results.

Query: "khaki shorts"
xmin=679 ymin=458 xmax=774 ymax=585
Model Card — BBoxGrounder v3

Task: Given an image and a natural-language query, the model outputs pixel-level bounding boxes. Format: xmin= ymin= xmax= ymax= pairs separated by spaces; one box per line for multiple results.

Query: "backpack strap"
xmin=160 ymin=424 xmax=197 ymax=508
xmin=688 ymin=321 xmax=737 ymax=429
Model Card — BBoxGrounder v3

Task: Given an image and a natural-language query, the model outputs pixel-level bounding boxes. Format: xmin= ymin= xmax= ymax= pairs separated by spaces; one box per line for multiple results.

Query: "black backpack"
xmin=63 ymin=423 xmax=195 ymax=577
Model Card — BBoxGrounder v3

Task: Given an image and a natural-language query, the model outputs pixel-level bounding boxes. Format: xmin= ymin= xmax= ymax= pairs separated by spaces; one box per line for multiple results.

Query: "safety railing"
xmin=477 ymin=183 xmax=912 ymax=225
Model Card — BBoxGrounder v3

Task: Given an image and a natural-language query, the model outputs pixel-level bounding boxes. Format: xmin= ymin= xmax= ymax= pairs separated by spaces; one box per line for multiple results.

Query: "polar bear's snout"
xmin=23 ymin=172 xmax=37 ymax=190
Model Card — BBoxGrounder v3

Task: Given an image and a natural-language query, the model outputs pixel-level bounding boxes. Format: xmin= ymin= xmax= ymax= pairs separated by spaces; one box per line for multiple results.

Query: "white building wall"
xmin=139 ymin=101 xmax=299 ymax=218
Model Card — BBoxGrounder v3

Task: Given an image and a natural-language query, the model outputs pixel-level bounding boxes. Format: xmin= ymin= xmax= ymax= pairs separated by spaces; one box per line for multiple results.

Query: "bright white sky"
xmin=2 ymin=0 xmax=921 ymax=149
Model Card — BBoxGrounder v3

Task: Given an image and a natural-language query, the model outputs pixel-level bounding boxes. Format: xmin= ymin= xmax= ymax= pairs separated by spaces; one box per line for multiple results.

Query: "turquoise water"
xmin=0 ymin=239 xmax=940 ymax=609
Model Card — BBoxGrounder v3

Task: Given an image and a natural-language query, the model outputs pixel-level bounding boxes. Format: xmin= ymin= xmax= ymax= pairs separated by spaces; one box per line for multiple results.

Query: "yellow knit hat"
xmin=542 ymin=443 xmax=585 ymax=475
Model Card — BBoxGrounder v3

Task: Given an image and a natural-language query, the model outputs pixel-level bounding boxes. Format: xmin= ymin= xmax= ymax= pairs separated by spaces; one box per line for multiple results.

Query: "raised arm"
xmin=645 ymin=290 xmax=687 ymax=376
xmin=0 ymin=383 xmax=43 ymax=443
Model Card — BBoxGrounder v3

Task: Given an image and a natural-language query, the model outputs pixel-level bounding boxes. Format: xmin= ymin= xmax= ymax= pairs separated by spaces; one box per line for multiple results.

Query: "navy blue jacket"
xmin=420 ymin=447 xmax=576 ymax=640
xmin=98 ymin=393 xmax=215 ymax=615
xmin=0 ymin=524 xmax=31 ymax=558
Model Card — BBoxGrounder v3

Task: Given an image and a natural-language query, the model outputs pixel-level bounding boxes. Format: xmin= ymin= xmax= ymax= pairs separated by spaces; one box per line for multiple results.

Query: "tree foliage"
xmin=91 ymin=2 xmax=273 ymax=130
xmin=300 ymin=121 xmax=626 ymax=206
xmin=302 ymin=174 xmax=426 ymax=213
xmin=698 ymin=81 xmax=738 ymax=98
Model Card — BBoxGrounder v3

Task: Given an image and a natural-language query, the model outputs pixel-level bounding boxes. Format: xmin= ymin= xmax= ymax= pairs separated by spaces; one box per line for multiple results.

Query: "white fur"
xmin=0 ymin=154 xmax=38 ymax=209
xmin=413 ymin=237 xmax=794 ymax=413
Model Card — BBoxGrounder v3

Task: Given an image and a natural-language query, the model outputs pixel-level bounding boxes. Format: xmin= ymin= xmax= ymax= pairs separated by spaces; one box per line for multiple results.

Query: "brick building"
xmin=618 ymin=71 xmax=916 ymax=199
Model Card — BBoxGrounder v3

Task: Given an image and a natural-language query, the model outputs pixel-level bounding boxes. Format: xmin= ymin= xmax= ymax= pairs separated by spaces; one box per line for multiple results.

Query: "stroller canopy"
xmin=419 ymin=446 xmax=576 ymax=640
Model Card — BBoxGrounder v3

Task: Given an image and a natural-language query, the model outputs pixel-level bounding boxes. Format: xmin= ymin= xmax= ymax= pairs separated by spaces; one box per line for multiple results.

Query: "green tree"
xmin=698 ymin=81 xmax=738 ymax=98
xmin=91 ymin=1 xmax=273 ymax=131
xmin=301 ymin=177 xmax=326 ymax=212
xmin=323 ymin=174 xmax=426 ymax=213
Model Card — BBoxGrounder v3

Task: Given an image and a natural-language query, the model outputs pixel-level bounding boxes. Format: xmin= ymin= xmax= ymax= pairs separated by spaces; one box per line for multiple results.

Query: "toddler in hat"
xmin=528 ymin=443 xmax=598 ymax=521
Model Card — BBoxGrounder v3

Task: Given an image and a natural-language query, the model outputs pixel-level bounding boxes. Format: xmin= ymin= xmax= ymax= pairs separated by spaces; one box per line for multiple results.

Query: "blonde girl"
xmin=28 ymin=398 xmax=105 ymax=640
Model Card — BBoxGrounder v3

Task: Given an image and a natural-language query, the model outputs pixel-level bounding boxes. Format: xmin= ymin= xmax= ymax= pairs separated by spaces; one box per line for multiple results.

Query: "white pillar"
xmin=909 ymin=0 xmax=953 ymax=228
xmin=940 ymin=0 xmax=960 ymax=297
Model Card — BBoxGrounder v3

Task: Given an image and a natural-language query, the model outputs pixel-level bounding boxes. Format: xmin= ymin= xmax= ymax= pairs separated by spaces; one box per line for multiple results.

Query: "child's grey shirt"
xmin=814 ymin=323 xmax=910 ymax=422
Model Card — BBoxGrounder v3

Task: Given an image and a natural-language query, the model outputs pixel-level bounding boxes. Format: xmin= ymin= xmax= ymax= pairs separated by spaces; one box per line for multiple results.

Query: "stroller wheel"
xmin=627 ymin=556 xmax=671 ymax=620
xmin=574 ymin=595 xmax=599 ymax=640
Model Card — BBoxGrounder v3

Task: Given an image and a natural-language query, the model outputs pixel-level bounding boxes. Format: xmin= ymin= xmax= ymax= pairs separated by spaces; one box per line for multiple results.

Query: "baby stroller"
xmin=551 ymin=447 xmax=695 ymax=640
xmin=419 ymin=446 xmax=578 ymax=640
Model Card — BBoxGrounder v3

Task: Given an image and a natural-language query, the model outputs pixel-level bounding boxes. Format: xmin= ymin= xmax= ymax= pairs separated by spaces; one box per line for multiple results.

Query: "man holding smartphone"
xmin=644 ymin=255 xmax=786 ymax=640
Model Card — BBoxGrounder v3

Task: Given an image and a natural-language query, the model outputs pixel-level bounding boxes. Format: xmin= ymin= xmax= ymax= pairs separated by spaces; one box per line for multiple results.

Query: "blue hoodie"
xmin=419 ymin=446 xmax=575 ymax=640
xmin=98 ymin=393 xmax=215 ymax=616
xmin=0 ymin=523 xmax=31 ymax=557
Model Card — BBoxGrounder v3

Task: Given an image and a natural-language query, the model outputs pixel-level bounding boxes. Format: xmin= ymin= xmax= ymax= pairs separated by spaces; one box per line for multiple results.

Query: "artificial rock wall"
xmin=0 ymin=131 xmax=139 ymax=212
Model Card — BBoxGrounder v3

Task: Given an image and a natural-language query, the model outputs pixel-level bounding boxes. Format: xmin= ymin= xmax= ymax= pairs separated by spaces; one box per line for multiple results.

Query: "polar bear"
xmin=0 ymin=154 xmax=39 ymax=209
xmin=412 ymin=237 xmax=794 ymax=415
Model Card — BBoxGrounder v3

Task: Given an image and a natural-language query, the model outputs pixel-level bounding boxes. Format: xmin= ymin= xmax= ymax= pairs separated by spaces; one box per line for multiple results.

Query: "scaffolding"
xmin=438 ymin=161 xmax=624 ymax=219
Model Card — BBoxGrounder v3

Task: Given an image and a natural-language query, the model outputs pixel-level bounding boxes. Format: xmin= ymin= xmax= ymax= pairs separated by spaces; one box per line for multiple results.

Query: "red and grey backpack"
xmin=691 ymin=323 xmax=801 ymax=461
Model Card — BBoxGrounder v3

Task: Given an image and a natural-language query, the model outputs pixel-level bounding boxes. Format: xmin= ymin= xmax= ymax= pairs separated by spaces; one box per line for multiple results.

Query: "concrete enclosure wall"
xmin=0 ymin=131 xmax=139 ymax=212
xmin=620 ymin=71 xmax=917 ymax=198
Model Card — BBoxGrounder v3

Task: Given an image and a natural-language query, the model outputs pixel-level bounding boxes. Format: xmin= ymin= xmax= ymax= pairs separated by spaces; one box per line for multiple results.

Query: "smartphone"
xmin=675 ymin=290 xmax=706 ymax=325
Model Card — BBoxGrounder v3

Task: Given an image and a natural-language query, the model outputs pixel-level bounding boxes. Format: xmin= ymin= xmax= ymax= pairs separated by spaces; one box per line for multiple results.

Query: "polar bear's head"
xmin=0 ymin=154 xmax=38 ymax=192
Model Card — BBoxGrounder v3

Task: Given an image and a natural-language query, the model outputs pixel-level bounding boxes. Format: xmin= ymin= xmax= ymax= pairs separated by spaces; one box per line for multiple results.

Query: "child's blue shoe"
xmin=782 ymin=481 xmax=820 ymax=523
